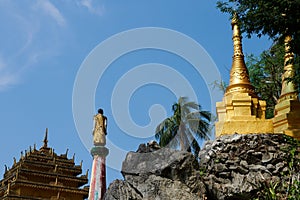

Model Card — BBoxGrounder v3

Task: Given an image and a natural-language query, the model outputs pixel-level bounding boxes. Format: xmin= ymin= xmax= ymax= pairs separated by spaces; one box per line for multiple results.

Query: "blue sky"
xmin=0 ymin=0 xmax=271 ymax=185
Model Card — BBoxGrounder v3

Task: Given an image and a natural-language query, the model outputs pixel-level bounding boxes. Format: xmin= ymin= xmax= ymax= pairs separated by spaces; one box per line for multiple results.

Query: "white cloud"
xmin=35 ymin=0 xmax=66 ymax=26
xmin=0 ymin=56 xmax=18 ymax=90
xmin=0 ymin=74 xmax=18 ymax=91
xmin=0 ymin=1 xmax=67 ymax=91
xmin=79 ymin=0 xmax=105 ymax=15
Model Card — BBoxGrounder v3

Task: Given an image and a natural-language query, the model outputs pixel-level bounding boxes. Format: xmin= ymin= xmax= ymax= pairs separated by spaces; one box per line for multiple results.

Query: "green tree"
xmin=155 ymin=97 xmax=211 ymax=156
xmin=246 ymin=43 xmax=284 ymax=118
xmin=216 ymin=0 xmax=300 ymax=54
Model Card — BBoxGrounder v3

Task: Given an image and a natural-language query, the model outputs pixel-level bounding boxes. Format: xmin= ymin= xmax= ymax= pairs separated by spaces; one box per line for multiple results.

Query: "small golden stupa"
xmin=215 ymin=16 xmax=273 ymax=137
xmin=273 ymin=35 xmax=300 ymax=139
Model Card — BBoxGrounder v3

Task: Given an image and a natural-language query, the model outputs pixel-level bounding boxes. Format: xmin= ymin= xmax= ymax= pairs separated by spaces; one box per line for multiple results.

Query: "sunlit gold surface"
xmin=279 ymin=35 xmax=298 ymax=101
xmin=226 ymin=16 xmax=256 ymax=95
xmin=215 ymin=16 xmax=273 ymax=137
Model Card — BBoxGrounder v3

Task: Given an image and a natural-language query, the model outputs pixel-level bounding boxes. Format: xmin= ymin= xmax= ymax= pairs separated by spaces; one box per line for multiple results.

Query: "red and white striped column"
xmin=88 ymin=146 xmax=109 ymax=200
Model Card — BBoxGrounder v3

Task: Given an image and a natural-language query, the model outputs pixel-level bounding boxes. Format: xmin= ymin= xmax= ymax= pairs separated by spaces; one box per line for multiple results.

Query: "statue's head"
xmin=98 ymin=108 xmax=104 ymax=114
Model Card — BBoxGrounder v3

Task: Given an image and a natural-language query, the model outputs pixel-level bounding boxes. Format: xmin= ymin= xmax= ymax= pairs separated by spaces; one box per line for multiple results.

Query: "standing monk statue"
xmin=92 ymin=108 xmax=107 ymax=146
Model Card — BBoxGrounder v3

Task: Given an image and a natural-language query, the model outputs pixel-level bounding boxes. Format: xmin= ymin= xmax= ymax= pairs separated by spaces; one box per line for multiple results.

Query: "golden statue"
xmin=92 ymin=108 xmax=107 ymax=146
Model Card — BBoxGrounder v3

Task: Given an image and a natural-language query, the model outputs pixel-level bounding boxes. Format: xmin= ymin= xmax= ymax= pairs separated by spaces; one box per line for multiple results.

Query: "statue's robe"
xmin=93 ymin=114 xmax=107 ymax=146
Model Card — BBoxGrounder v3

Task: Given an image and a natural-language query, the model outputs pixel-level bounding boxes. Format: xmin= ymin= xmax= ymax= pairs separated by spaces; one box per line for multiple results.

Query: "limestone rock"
xmin=132 ymin=175 xmax=201 ymax=200
xmin=105 ymin=144 xmax=207 ymax=200
xmin=122 ymin=147 xmax=198 ymax=183
xmin=104 ymin=179 xmax=142 ymax=200
xmin=199 ymin=134 xmax=300 ymax=200
xmin=105 ymin=134 xmax=300 ymax=200
xmin=136 ymin=141 xmax=161 ymax=153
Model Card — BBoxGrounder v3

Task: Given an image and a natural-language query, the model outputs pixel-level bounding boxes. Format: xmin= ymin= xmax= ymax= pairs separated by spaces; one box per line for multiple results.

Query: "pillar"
xmin=88 ymin=146 xmax=109 ymax=200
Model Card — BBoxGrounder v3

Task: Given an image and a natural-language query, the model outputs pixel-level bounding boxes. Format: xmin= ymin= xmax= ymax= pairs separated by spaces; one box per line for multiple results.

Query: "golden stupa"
xmin=273 ymin=35 xmax=300 ymax=139
xmin=215 ymin=16 xmax=273 ymax=137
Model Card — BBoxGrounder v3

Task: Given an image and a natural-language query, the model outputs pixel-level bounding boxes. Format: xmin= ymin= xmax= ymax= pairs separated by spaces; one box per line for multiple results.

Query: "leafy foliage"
xmin=216 ymin=0 xmax=300 ymax=55
xmin=246 ymin=42 xmax=300 ymax=118
xmin=246 ymin=43 xmax=284 ymax=118
xmin=155 ymin=97 xmax=211 ymax=157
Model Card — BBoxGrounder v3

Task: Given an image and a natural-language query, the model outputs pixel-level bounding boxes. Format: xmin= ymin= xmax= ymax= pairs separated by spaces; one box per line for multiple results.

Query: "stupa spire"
xmin=43 ymin=128 xmax=48 ymax=148
xmin=226 ymin=15 xmax=255 ymax=95
xmin=279 ymin=35 xmax=298 ymax=101
xmin=273 ymin=34 xmax=300 ymax=139
xmin=215 ymin=15 xmax=273 ymax=137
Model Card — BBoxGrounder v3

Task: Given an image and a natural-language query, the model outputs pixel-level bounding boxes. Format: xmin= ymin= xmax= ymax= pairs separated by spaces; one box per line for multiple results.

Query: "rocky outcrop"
xmin=199 ymin=134 xmax=300 ymax=199
xmin=105 ymin=134 xmax=300 ymax=200
xmin=104 ymin=179 xmax=143 ymax=200
xmin=104 ymin=141 xmax=207 ymax=200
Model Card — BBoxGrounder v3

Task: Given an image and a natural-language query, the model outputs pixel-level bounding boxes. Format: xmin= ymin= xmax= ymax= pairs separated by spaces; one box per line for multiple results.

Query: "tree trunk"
xmin=179 ymin=123 xmax=185 ymax=151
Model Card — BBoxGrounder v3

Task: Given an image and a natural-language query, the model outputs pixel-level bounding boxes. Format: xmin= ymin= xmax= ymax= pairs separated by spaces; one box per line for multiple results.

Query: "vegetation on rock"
xmin=253 ymin=135 xmax=300 ymax=200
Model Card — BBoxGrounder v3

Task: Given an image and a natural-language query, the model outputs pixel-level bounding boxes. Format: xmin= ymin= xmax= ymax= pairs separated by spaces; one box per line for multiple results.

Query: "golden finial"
xmin=43 ymin=128 xmax=48 ymax=148
xmin=226 ymin=14 xmax=255 ymax=95
xmin=278 ymin=35 xmax=298 ymax=101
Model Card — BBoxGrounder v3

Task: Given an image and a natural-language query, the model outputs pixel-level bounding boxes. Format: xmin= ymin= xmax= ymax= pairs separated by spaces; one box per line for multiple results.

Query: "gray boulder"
xmin=104 ymin=179 xmax=142 ymax=200
xmin=105 ymin=145 xmax=207 ymax=200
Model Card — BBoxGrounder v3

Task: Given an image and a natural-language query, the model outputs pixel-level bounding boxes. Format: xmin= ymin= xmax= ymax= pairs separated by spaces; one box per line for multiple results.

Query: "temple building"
xmin=215 ymin=16 xmax=273 ymax=137
xmin=0 ymin=129 xmax=89 ymax=200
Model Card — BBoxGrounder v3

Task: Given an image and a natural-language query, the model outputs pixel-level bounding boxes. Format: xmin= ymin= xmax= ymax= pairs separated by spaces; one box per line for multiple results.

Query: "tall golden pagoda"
xmin=273 ymin=35 xmax=300 ymax=139
xmin=215 ymin=16 xmax=273 ymax=137
xmin=0 ymin=129 xmax=89 ymax=199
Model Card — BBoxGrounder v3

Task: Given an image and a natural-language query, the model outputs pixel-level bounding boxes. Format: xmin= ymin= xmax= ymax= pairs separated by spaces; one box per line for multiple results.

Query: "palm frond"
xmin=182 ymin=101 xmax=200 ymax=110
xmin=155 ymin=97 xmax=212 ymax=156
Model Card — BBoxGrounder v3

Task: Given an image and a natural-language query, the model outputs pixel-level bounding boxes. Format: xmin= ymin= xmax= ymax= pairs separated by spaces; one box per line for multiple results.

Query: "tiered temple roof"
xmin=0 ymin=129 xmax=89 ymax=200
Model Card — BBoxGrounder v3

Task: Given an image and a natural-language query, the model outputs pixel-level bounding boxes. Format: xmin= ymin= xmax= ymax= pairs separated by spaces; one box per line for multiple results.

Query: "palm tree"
xmin=155 ymin=97 xmax=211 ymax=156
